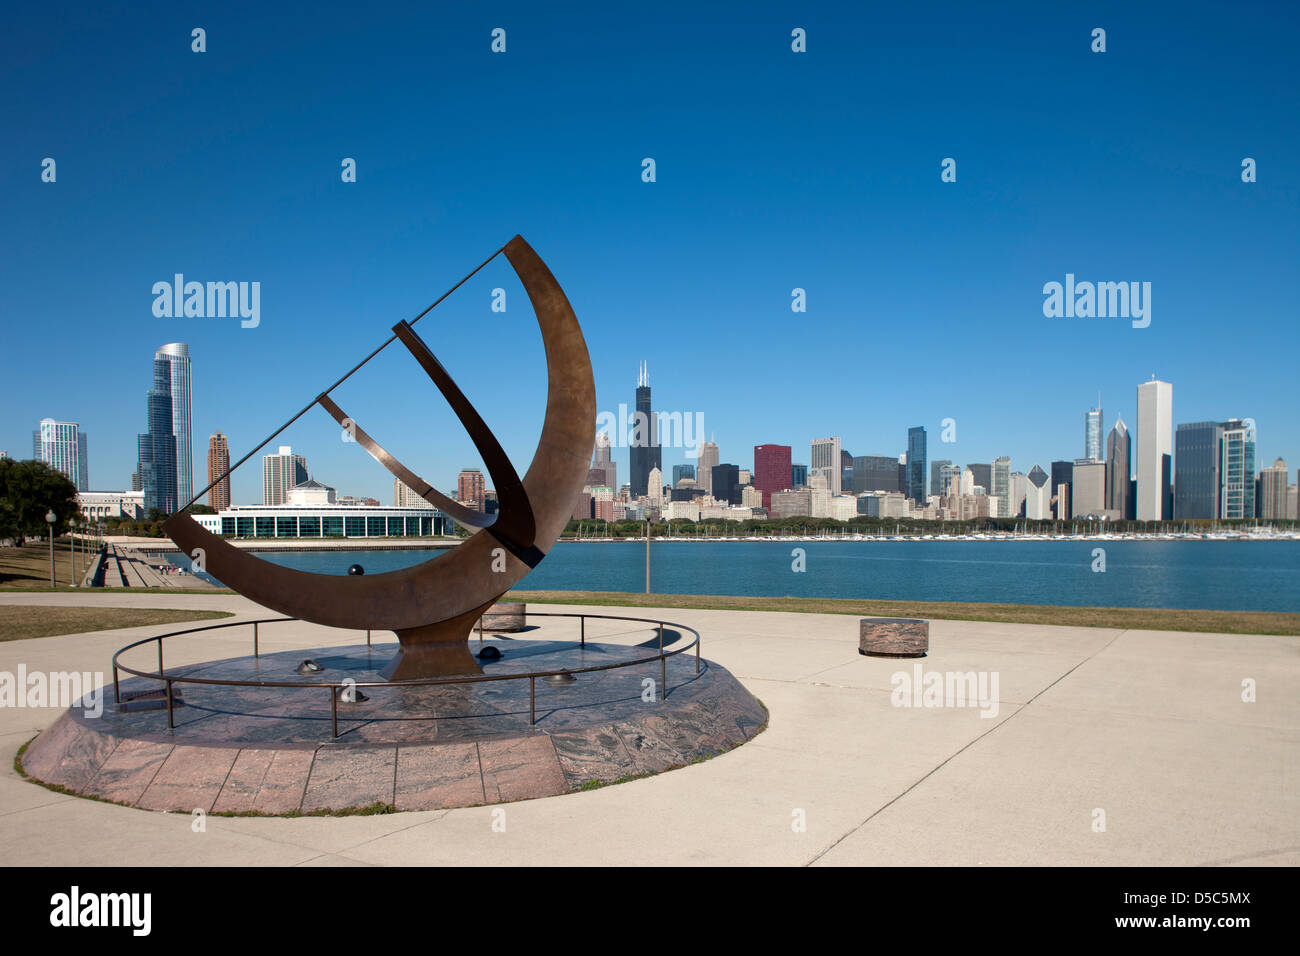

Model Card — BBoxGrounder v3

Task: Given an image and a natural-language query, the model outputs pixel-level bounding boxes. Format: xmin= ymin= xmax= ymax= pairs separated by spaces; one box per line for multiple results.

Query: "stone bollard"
xmin=859 ymin=617 xmax=929 ymax=657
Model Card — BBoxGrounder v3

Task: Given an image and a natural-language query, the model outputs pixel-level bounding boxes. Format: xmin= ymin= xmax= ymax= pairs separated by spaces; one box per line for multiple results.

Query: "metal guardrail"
xmin=111 ymin=611 xmax=703 ymax=738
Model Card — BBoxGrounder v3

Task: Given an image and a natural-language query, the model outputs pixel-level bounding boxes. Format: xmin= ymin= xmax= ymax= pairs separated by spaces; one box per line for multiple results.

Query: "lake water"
xmin=173 ymin=540 xmax=1300 ymax=612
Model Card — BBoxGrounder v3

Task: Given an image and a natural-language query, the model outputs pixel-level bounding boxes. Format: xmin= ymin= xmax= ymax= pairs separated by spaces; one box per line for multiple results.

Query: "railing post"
xmin=165 ymin=679 xmax=174 ymax=729
xmin=529 ymin=676 xmax=535 ymax=725
xmin=696 ymin=634 xmax=701 ymax=674
xmin=113 ymin=664 xmax=120 ymax=704
xmin=580 ymin=615 xmax=585 ymax=647
xmin=253 ymin=621 xmax=259 ymax=658
xmin=330 ymin=688 xmax=338 ymax=738
xmin=661 ymin=655 xmax=667 ymax=701
xmin=157 ymin=640 xmax=164 ymax=678
xmin=366 ymin=629 xmax=371 ymax=647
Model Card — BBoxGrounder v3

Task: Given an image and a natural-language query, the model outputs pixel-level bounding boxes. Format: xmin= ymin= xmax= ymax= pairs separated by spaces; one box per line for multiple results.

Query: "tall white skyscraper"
xmin=1136 ymin=378 xmax=1173 ymax=521
xmin=262 ymin=445 xmax=308 ymax=506
xmin=156 ymin=343 xmax=193 ymax=507
xmin=810 ymin=437 xmax=842 ymax=496
xmin=697 ymin=440 xmax=719 ymax=496
xmin=33 ymin=419 xmax=88 ymax=490
xmin=992 ymin=456 xmax=1012 ymax=518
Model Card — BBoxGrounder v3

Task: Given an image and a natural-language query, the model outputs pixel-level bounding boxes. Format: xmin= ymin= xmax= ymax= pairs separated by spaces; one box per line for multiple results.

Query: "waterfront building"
xmin=1105 ymin=416 xmax=1131 ymax=519
xmin=1173 ymin=421 xmax=1221 ymax=519
xmin=830 ymin=496 xmax=858 ymax=521
xmin=696 ymin=440 xmax=719 ymax=496
xmin=77 ymin=490 xmax=145 ymax=521
xmin=1050 ymin=460 xmax=1074 ymax=520
xmin=791 ymin=463 xmax=808 ymax=489
xmin=457 ymin=468 xmax=486 ymax=511
xmin=1137 ymin=377 xmax=1173 ymax=520
xmin=939 ymin=462 xmax=962 ymax=498
xmin=969 ymin=463 xmax=992 ymax=495
xmin=1009 ymin=471 xmax=1027 ymax=518
xmin=711 ymin=463 xmax=740 ymax=505
xmin=1219 ymin=419 xmax=1256 ymax=519
xmin=287 ymin=479 xmax=336 ymax=506
xmin=155 ymin=343 xmax=193 ymax=507
xmin=770 ymin=488 xmax=812 ymax=519
xmin=138 ymin=356 xmax=178 ymax=514
xmin=1085 ymin=399 xmax=1103 ymax=461
xmin=214 ymin=502 xmax=451 ymax=539
xmin=852 ymin=455 xmax=902 ymax=494
xmin=811 ymin=437 xmax=842 ymax=496
xmin=629 ymin=361 xmax=662 ymax=497
xmin=906 ymin=427 xmax=927 ymax=501
xmin=992 ymin=456 xmax=1011 ymax=518
xmin=1025 ymin=465 xmax=1051 ymax=520
xmin=262 ymin=446 xmax=308 ymax=507
xmin=741 ymin=484 xmax=763 ymax=509
xmin=394 ymin=478 xmax=435 ymax=509
xmin=647 ymin=466 xmax=665 ymax=506
xmin=33 ymin=418 xmax=88 ymax=491
xmin=930 ymin=460 xmax=952 ymax=502
xmin=592 ymin=432 xmax=617 ymax=489
xmin=1260 ymin=458 xmax=1289 ymax=519
xmin=753 ymin=443 xmax=792 ymax=511
xmin=1071 ymin=459 xmax=1107 ymax=518
xmin=208 ymin=432 xmax=231 ymax=511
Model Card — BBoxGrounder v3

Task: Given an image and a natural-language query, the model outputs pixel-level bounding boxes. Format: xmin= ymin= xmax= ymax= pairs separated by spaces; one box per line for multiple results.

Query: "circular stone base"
xmin=20 ymin=636 xmax=766 ymax=814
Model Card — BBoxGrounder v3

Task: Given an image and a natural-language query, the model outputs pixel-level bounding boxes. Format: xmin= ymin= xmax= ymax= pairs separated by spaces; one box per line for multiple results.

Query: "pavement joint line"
xmin=803 ymin=629 xmax=1130 ymax=866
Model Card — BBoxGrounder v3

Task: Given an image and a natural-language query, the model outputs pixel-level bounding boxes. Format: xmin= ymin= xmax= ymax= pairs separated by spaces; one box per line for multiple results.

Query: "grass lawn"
xmin=507 ymin=590 xmax=1300 ymax=636
xmin=0 ymin=540 xmax=97 ymax=589
xmin=0 ymin=605 xmax=234 ymax=641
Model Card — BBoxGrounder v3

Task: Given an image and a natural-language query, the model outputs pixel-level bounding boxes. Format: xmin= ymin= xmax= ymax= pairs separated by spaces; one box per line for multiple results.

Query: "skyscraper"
xmin=1025 ymin=465 xmax=1051 ymax=519
xmin=1105 ymin=415 xmax=1131 ymax=518
xmin=671 ymin=463 xmax=695 ymax=485
xmin=33 ymin=419 xmax=88 ymax=490
xmin=1071 ymin=459 xmax=1106 ymax=518
xmin=906 ymin=427 xmax=927 ymax=501
xmin=696 ymin=440 xmax=719 ymax=497
xmin=991 ymin=456 xmax=1011 ymax=517
xmin=591 ymin=432 xmax=617 ymax=489
xmin=930 ymin=460 xmax=952 ymax=502
xmin=207 ymin=432 xmax=231 ymax=511
xmin=791 ymin=463 xmax=807 ymax=488
xmin=1174 ymin=421 xmax=1222 ymax=519
xmin=155 ymin=343 xmax=193 ymax=508
xmin=968 ymin=463 xmax=992 ymax=495
xmin=851 ymin=455 xmax=902 ymax=494
xmin=457 ymin=468 xmax=487 ymax=511
xmin=753 ymin=444 xmax=792 ymax=511
xmin=1136 ymin=378 xmax=1173 ymax=521
xmin=1050 ymin=460 xmax=1073 ymax=519
xmin=711 ymin=463 xmax=741 ymax=505
xmin=629 ymin=361 xmax=661 ymax=497
xmin=810 ymin=437 xmax=842 ymax=496
xmin=138 ymin=356 xmax=177 ymax=514
xmin=1260 ymin=458 xmax=1289 ymax=520
xmin=1085 ymin=398 xmax=1103 ymax=461
xmin=1219 ymin=419 xmax=1256 ymax=519
xmin=262 ymin=445 xmax=307 ymax=506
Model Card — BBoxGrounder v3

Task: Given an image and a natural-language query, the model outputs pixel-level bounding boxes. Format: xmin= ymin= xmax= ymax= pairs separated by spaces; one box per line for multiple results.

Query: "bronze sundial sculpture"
xmin=164 ymin=236 xmax=595 ymax=679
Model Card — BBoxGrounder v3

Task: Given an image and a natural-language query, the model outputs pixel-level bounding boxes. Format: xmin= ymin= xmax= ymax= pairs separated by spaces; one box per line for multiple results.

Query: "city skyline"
xmin=5 ymin=5 xmax=1297 ymax=503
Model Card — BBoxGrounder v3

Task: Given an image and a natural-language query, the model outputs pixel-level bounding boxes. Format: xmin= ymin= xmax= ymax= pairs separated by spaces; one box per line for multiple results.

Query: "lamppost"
xmin=45 ymin=510 xmax=56 ymax=587
xmin=68 ymin=516 xmax=77 ymax=588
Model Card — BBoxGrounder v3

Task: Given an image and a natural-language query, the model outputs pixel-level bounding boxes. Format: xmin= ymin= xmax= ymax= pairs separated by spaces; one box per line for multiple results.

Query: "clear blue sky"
xmin=3 ymin=0 xmax=1297 ymax=503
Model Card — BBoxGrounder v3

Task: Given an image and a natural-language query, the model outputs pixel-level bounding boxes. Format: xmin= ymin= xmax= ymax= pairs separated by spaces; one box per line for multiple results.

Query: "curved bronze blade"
xmin=316 ymin=393 xmax=497 ymax=531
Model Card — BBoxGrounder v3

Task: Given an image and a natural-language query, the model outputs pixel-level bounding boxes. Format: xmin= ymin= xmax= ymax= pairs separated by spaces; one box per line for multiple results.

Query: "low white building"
xmin=77 ymin=490 xmax=145 ymax=521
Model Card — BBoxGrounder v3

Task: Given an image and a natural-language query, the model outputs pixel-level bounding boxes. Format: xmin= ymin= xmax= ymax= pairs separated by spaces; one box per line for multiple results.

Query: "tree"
xmin=0 ymin=459 xmax=80 ymax=543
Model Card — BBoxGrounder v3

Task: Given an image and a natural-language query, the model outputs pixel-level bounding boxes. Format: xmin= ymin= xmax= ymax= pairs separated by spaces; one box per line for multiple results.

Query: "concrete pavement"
xmin=0 ymin=591 xmax=1295 ymax=866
